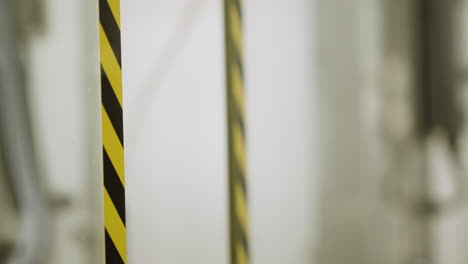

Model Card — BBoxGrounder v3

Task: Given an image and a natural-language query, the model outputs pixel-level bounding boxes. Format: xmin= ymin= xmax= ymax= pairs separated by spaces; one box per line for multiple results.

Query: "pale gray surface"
xmin=314 ymin=1 xmax=397 ymax=264
xmin=123 ymin=0 xmax=319 ymax=263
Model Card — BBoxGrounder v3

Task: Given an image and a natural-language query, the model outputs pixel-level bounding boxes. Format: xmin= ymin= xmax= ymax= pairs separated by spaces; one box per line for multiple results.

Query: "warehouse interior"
xmin=2 ymin=0 xmax=468 ymax=263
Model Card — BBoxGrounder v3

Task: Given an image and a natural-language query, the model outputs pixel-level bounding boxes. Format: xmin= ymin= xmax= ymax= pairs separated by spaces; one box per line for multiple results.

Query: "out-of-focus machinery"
xmin=3 ymin=1 xmax=468 ymax=264
xmin=0 ymin=0 xmax=49 ymax=263
xmin=382 ymin=1 xmax=466 ymax=263
xmin=316 ymin=1 xmax=468 ymax=264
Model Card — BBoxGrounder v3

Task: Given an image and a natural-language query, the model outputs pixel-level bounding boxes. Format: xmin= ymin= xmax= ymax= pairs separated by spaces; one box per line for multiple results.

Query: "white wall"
xmin=123 ymin=0 xmax=228 ymax=262
xmin=123 ymin=0 xmax=319 ymax=263
xmin=244 ymin=1 xmax=318 ymax=263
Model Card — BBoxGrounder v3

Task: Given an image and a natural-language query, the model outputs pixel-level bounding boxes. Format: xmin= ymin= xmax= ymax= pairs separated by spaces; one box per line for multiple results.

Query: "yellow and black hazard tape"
xmin=99 ymin=0 xmax=126 ymax=263
xmin=224 ymin=0 xmax=249 ymax=263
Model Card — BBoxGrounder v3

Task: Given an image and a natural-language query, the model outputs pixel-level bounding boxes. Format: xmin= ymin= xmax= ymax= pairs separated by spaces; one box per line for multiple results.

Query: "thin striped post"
xmin=99 ymin=0 xmax=126 ymax=263
xmin=224 ymin=0 xmax=249 ymax=263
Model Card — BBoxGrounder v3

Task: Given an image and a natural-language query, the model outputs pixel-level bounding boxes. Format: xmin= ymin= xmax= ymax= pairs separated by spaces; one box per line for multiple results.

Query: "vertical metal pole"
xmin=98 ymin=0 xmax=127 ymax=263
xmin=224 ymin=0 xmax=249 ymax=263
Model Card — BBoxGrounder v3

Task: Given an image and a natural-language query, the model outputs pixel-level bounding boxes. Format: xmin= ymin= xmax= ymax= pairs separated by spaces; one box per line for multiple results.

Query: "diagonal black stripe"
xmin=234 ymin=160 xmax=247 ymax=197
xmin=100 ymin=0 xmax=121 ymax=67
xmin=226 ymin=7 xmax=244 ymax=81
xmin=228 ymin=169 xmax=250 ymax=263
xmin=227 ymin=24 xmax=245 ymax=107
xmin=105 ymin=229 xmax=125 ymax=264
xmin=227 ymin=92 xmax=245 ymax=142
xmin=236 ymin=111 xmax=245 ymax=139
xmin=231 ymin=49 xmax=244 ymax=81
xmin=103 ymin=149 xmax=126 ymax=226
xmin=101 ymin=67 xmax=124 ymax=145
xmin=231 ymin=101 xmax=245 ymax=138
xmin=236 ymin=215 xmax=250 ymax=258
xmin=233 ymin=0 xmax=243 ymax=26
xmin=226 ymin=50 xmax=245 ymax=135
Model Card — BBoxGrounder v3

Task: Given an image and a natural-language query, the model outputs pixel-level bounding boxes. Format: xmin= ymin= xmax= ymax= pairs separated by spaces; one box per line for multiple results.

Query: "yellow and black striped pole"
xmin=99 ymin=0 xmax=126 ymax=263
xmin=224 ymin=0 xmax=249 ymax=263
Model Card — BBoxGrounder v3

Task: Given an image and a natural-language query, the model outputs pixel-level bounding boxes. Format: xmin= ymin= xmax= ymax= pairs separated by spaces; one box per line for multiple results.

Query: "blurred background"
xmin=2 ymin=0 xmax=468 ymax=263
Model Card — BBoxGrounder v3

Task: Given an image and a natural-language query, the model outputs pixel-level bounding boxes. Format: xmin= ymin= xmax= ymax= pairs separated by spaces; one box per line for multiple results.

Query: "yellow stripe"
xmin=236 ymin=242 xmax=248 ymax=264
xmin=107 ymin=0 xmax=121 ymax=28
xmin=233 ymin=122 xmax=246 ymax=173
xmin=231 ymin=63 xmax=244 ymax=115
xmin=235 ymin=183 xmax=248 ymax=232
xmin=99 ymin=24 xmax=123 ymax=106
xmin=104 ymin=188 xmax=127 ymax=263
xmin=229 ymin=3 xmax=243 ymax=57
xmin=102 ymin=106 xmax=125 ymax=185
